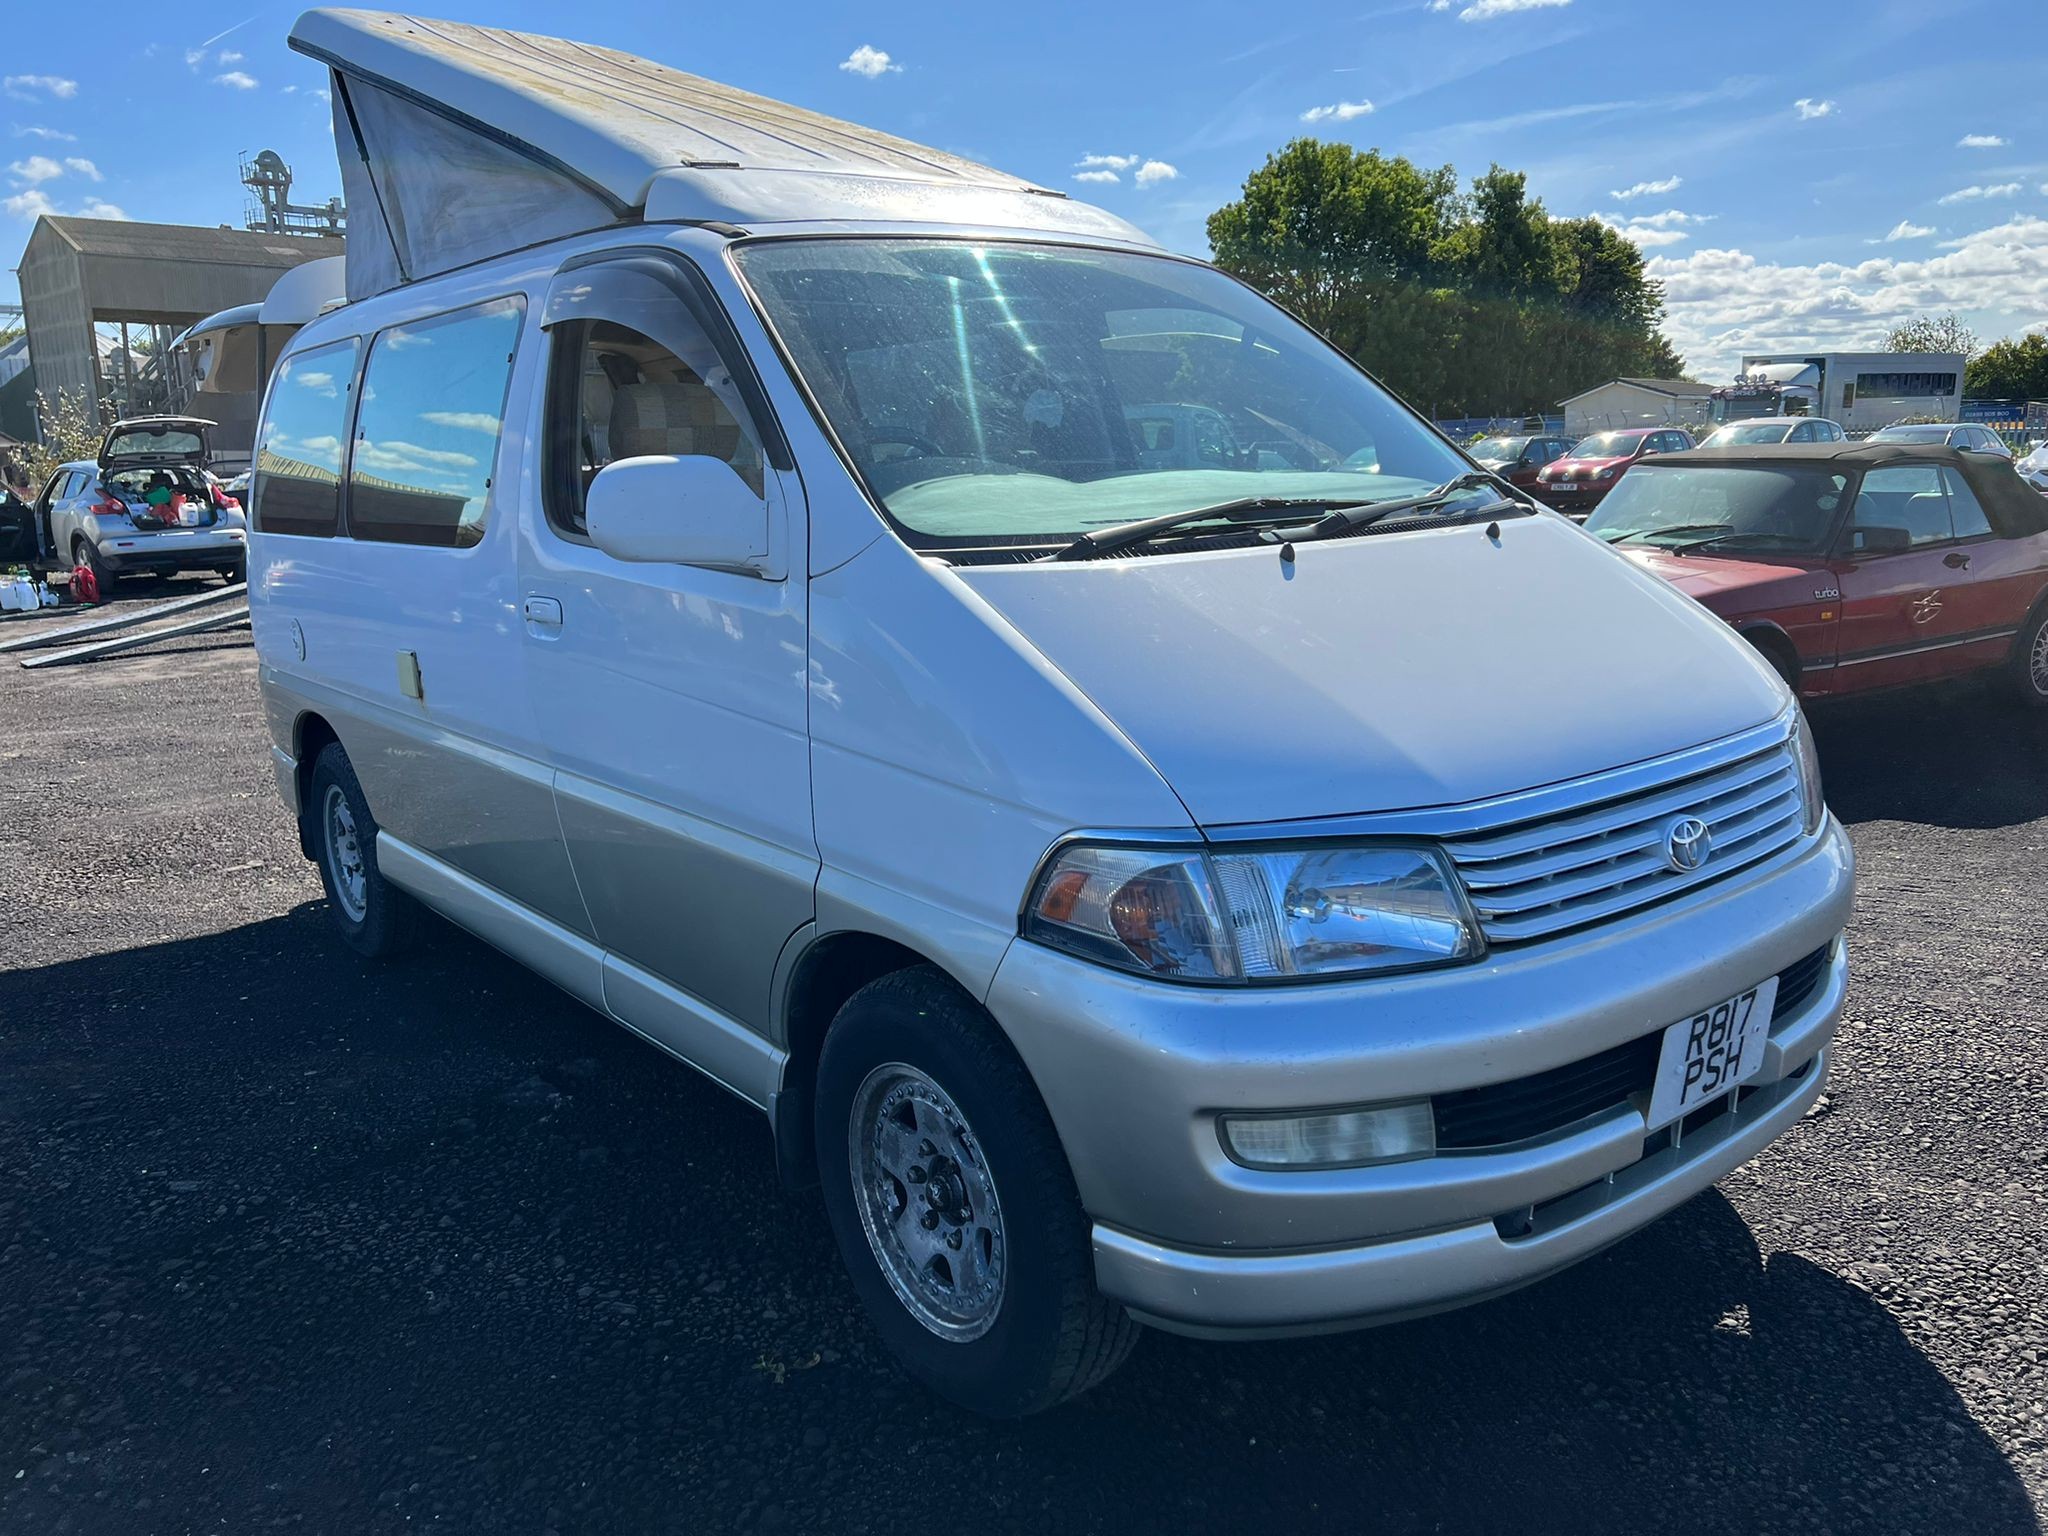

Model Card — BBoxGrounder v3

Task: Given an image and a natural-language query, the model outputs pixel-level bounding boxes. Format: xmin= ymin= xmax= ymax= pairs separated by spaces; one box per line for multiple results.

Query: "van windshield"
xmin=735 ymin=238 xmax=1470 ymax=550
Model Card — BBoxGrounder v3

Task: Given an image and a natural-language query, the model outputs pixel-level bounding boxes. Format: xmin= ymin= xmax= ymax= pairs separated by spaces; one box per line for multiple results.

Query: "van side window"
xmin=252 ymin=338 xmax=360 ymax=538
xmin=348 ymin=297 xmax=524 ymax=549
xmin=546 ymin=317 xmax=766 ymax=537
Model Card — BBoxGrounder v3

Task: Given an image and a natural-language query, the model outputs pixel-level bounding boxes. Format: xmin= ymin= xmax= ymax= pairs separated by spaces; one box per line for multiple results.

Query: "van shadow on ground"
xmin=1 ymin=906 xmax=2034 ymax=1532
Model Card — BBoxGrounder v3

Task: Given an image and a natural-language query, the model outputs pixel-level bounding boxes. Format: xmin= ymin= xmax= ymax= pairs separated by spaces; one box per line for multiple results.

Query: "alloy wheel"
xmin=849 ymin=1062 xmax=1007 ymax=1342
xmin=323 ymin=784 xmax=369 ymax=922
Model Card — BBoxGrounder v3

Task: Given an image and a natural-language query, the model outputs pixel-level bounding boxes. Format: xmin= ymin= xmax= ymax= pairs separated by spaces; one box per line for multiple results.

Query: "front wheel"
xmin=306 ymin=743 xmax=417 ymax=958
xmin=814 ymin=967 xmax=1139 ymax=1416
xmin=2011 ymin=606 xmax=2048 ymax=708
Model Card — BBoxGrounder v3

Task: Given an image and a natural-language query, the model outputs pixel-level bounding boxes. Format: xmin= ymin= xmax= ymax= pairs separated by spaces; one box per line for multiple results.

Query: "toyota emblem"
xmin=1665 ymin=816 xmax=1711 ymax=873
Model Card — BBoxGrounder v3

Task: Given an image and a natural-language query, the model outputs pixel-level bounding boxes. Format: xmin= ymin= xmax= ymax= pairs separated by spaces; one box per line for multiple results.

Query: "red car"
xmin=1584 ymin=441 xmax=2048 ymax=704
xmin=1468 ymin=432 xmax=1574 ymax=492
xmin=1536 ymin=427 xmax=1694 ymax=515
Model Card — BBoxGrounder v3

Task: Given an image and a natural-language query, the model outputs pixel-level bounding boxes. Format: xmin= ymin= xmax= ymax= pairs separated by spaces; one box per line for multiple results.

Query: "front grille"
xmin=1432 ymin=943 xmax=1832 ymax=1150
xmin=1444 ymin=740 xmax=1807 ymax=946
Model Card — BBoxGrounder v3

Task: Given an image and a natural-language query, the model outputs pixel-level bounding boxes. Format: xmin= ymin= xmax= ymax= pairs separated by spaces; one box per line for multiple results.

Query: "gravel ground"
xmin=1 ymin=575 xmax=2043 ymax=1533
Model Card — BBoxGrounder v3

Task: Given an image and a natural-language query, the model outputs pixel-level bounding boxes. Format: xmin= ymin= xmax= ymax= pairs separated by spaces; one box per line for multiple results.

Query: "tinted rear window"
xmin=105 ymin=426 xmax=204 ymax=458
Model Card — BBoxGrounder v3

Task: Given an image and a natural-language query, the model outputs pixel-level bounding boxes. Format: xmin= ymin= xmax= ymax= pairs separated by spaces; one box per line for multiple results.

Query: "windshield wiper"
xmin=1256 ymin=471 xmax=1513 ymax=544
xmin=1663 ymin=530 xmax=1813 ymax=554
xmin=1045 ymin=495 xmax=1380 ymax=561
xmin=1602 ymin=522 xmax=1733 ymax=546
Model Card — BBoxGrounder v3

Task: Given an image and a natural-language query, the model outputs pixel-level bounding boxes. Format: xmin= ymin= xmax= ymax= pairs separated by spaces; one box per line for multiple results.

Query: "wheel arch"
xmin=770 ymin=929 xmax=967 ymax=1190
xmin=291 ymin=711 xmax=343 ymax=860
xmin=1737 ymin=621 xmax=1803 ymax=692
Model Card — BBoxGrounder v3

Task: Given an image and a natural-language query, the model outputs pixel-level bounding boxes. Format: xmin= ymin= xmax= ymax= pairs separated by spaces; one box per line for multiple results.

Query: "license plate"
xmin=1645 ymin=978 xmax=1778 ymax=1129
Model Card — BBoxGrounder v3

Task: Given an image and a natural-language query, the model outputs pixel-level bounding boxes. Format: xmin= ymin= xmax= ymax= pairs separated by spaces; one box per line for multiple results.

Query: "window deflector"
xmin=539 ymin=253 xmax=793 ymax=578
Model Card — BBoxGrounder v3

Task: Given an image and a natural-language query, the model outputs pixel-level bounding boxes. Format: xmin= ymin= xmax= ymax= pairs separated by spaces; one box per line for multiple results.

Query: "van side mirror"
xmin=584 ymin=455 xmax=768 ymax=573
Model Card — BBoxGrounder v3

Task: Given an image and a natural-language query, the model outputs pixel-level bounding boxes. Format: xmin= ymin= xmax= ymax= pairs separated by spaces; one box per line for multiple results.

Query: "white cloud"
xmin=420 ymin=411 xmax=504 ymax=433
xmin=838 ymin=45 xmax=900 ymax=79
xmin=63 ymin=157 xmax=100 ymax=182
xmin=1301 ymin=99 xmax=1375 ymax=123
xmin=313 ymin=87 xmax=332 ymax=104
xmin=1650 ymin=215 xmax=2048 ymax=383
xmin=8 ymin=155 xmax=63 ymax=184
xmin=1428 ymin=0 xmax=1450 ymax=8
xmin=1076 ymin=153 xmax=1139 ymax=171
xmin=4 ymin=75 xmax=79 ymax=101
xmin=1610 ymin=175 xmax=1681 ymax=201
xmin=217 ymin=50 xmax=244 ymax=65
xmin=1875 ymin=219 xmax=1934 ymax=242
xmin=1456 ymin=0 xmax=1570 ymax=18
xmin=214 ymin=71 xmax=260 ymax=90
xmin=13 ymin=125 xmax=76 ymax=142
xmin=1938 ymin=181 xmax=2020 ymax=204
xmin=1073 ymin=170 xmax=1120 ymax=184
xmin=185 ymin=48 xmax=209 ymax=68
xmin=3 ymin=187 xmax=53 ymax=219
xmin=4 ymin=184 xmax=123 ymax=221
xmin=1957 ymin=133 xmax=2006 ymax=148
xmin=1134 ymin=159 xmax=1179 ymax=186
xmin=1594 ymin=208 xmax=1712 ymax=248
xmin=1793 ymin=98 xmax=1834 ymax=120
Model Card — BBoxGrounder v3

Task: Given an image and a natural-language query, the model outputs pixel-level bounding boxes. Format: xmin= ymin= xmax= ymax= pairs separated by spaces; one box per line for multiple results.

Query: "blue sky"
xmin=5 ymin=0 xmax=2046 ymax=383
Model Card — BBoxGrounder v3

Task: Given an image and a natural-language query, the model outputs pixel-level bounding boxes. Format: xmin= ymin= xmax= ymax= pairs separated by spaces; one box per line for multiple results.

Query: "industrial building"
xmin=15 ymin=217 xmax=341 ymax=455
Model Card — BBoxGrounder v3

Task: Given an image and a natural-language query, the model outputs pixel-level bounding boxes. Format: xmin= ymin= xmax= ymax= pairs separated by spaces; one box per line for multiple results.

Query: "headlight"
xmin=1597 ymin=466 xmax=1619 ymax=480
xmin=1790 ymin=710 xmax=1825 ymax=833
xmin=1024 ymin=841 xmax=1479 ymax=983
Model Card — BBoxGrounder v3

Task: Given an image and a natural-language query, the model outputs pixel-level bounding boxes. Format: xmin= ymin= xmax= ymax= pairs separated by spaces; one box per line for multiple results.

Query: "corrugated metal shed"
xmin=16 ymin=215 xmax=340 ymax=442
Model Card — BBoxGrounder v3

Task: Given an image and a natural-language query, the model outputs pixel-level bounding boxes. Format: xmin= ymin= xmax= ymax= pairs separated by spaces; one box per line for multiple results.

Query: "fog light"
xmin=1221 ymin=1102 xmax=1435 ymax=1170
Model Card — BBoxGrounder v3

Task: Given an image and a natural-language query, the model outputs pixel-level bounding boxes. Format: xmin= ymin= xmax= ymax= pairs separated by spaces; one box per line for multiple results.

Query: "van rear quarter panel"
xmin=251 ymin=256 xmax=594 ymax=937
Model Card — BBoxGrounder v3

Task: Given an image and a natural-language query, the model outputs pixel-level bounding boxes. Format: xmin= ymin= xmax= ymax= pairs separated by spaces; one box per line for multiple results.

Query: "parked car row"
xmin=1470 ymin=415 xmax=2035 ymax=519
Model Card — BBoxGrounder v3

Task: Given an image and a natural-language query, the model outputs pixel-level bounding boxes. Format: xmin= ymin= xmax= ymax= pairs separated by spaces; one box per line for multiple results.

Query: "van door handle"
xmin=1943 ymin=552 xmax=1969 ymax=570
xmin=523 ymin=595 xmax=564 ymax=627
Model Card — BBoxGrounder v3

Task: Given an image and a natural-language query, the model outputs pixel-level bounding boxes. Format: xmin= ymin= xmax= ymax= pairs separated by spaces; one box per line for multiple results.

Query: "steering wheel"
xmin=866 ymin=431 xmax=945 ymax=461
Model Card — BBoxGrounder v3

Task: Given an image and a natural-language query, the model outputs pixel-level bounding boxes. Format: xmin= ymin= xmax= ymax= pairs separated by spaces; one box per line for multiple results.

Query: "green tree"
xmin=1880 ymin=312 xmax=1977 ymax=358
xmin=1208 ymin=140 xmax=1683 ymax=418
xmin=1965 ymin=333 xmax=2048 ymax=399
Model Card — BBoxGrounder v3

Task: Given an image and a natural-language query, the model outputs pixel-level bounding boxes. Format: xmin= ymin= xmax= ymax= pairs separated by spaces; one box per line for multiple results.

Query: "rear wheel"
xmin=306 ymin=742 xmax=417 ymax=958
xmin=814 ymin=966 xmax=1139 ymax=1417
xmin=2011 ymin=606 xmax=2048 ymax=708
xmin=71 ymin=536 xmax=116 ymax=598
xmin=217 ymin=557 xmax=246 ymax=586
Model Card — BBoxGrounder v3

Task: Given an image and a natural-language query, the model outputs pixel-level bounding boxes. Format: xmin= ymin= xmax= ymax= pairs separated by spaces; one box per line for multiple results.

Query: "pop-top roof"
xmin=289 ymin=9 xmax=1155 ymax=300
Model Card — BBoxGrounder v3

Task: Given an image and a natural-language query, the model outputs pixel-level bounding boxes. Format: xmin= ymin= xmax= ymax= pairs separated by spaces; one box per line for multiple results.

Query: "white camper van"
xmin=252 ymin=10 xmax=1855 ymax=1415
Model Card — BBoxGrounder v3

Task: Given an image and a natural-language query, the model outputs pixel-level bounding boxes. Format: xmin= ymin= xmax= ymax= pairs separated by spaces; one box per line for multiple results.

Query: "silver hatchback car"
xmin=39 ymin=415 xmax=248 ymax=591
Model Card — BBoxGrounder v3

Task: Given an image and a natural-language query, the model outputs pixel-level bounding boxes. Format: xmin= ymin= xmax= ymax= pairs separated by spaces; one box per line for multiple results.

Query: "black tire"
xmin=815 ymin=967 xmax=1138 ymax=1416
xmin=305 ymin=742 xmax=417 ymax=958
xmin=2011 ymin=605 xmax=2048 ymax=708
xmin=71 ymin=536 xmax=117 ymax=597
xmin=218 ymin=558 xmax=247 ymax=586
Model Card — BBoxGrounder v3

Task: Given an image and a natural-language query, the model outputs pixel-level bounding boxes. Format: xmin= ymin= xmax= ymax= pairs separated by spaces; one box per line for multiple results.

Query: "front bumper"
xmin=986 ymin=816 xmax=1853 ymax=1334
